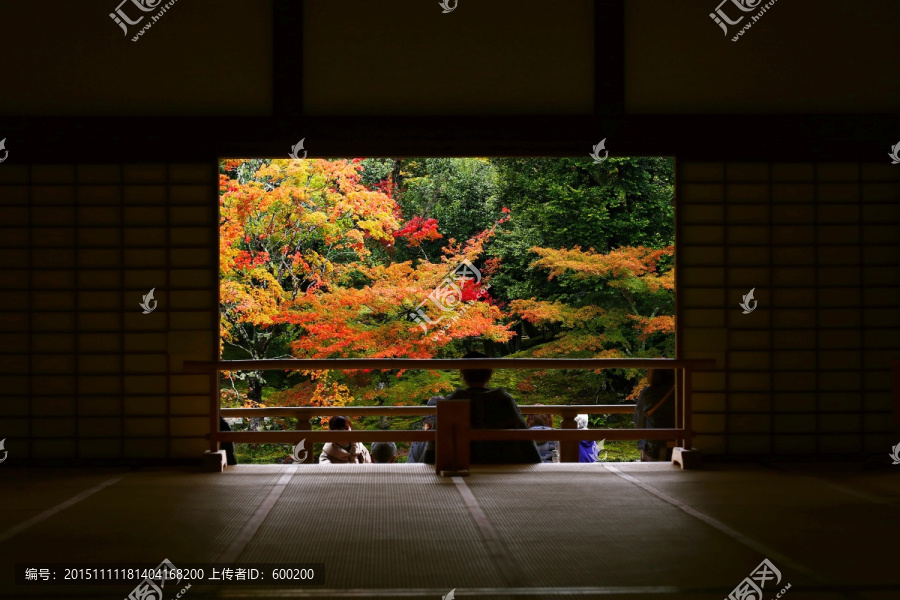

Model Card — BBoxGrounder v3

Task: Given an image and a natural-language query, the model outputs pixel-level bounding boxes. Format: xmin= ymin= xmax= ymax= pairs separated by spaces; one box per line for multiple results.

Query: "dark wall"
xmin=0 ymin=1 xmax=897 ymax=462
xmin=626 ymin=0 xmax=900 ymax=114
xmin=678 ymin=161 xmax=900 ymax=456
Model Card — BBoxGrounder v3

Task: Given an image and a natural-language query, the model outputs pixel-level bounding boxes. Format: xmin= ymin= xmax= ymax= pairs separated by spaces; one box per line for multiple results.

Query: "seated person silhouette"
xmin=634 ymin=368 xmax=676 ymax=462
xmin=423 ymin=351 xmax=541 ymax=465
xmin=575 ymin=414 xmax=601 ymax=463
xmin=527 ymin=412 xmax=559 ymax=463
xmin=407 ymin=396 xmax=441 ymax=463
xmin=371 ymin=441 xmax=398 ymax=463
xmin=318 ymin=416 xmax=372 ymax=464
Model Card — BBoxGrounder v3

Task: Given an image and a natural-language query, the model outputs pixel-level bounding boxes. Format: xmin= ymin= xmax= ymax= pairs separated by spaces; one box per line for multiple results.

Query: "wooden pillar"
xmin=893 ymin=359 xmax=900 ymax=439
xmin=560 ymin=409 xmax=579 ymax=462
xmin=208 ymin=369 xmax=219 ymax=453
xmin=674 ymin=368 xmax=683 ymax=447
xmin=435 ymin=398 xmax=470 ymax=476
xmin=683 ymin=368 xmax=693 ymax=450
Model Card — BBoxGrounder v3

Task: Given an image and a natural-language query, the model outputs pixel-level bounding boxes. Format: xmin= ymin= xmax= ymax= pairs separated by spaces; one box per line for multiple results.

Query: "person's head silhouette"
xmin=460 ymin=351 xmax=492 ymax=388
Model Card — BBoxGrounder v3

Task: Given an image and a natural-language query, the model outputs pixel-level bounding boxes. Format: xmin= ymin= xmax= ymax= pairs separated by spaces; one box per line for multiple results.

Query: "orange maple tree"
xmin=219 ymin=158 xmax=511 ymax=407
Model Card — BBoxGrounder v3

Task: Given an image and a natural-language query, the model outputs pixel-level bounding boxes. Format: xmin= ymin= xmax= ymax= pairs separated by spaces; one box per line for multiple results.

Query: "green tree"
xmin=486 ymin=157 xmax=674 ymax=303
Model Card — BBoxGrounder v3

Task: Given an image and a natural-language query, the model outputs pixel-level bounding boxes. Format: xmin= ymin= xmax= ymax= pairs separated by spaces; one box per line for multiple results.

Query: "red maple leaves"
xmin=394 ymin=216 xmax=442 ymax=247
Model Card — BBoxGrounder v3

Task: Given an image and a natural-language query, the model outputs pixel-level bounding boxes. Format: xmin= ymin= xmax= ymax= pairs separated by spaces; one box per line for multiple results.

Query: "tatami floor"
xmin=1 ymin=462 xmax=898 ymax=600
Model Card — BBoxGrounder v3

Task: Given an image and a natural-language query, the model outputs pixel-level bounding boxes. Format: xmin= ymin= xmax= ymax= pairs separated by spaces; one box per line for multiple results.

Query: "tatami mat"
xmin=618 ymin=464 xmax=900 ymax=586
xmin=0 ymin=463 xmax=896 ymax=600
xmin=465 ymin=469 xmax=769 ymax=590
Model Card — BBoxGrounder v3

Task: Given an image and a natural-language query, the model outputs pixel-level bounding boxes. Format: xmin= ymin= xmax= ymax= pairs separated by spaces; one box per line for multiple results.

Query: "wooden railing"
xmin=219 ymin=404 xmax=638 ymax=464
xmin=186 ymin=358 xmax=716 ymax=472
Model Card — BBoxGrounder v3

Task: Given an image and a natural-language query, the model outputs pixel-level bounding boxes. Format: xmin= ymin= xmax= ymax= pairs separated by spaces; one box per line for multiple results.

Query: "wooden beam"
xmin=893 ymin=359 xmax=900 ymax=439
xmin=220 ymin=404 xmax=637 ymax=417
xmin=212 ymin=428 xmax=681 ymax=443
xmin=595 ymin=1 xmax=625 ymax=116
xmin=187 ymin=357 xmax=717 ymax=371
xmin=1 ymin=115 xmax=896 ymax=163
xmin=273 ymin=0 xmax=304 ymax=118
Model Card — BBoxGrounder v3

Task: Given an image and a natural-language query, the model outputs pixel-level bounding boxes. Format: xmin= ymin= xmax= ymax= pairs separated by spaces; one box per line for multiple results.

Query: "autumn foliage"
xmin=219 ymin=157 xmax=675 ymax=419
xmin=219 ymin=158 xmax=511 ymax=407
xmin=510 ymin=245 xmax=675 ymax=399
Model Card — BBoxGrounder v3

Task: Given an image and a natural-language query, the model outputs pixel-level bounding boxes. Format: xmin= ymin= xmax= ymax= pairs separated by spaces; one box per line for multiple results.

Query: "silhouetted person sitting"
xmin=371 ymin=441 xmax=398 ymax=463
xmin=634 ymin=368 xmax=676 ymax=461
xmin=407 ymin=396 xmax=441 ymax=463
xmin=527 ymin=412 xmax=559 ymax=463
xmin=318 ymin=416 xmax=372 ymax=464
xmin=423 ymin=351 xmax=541 ymax=465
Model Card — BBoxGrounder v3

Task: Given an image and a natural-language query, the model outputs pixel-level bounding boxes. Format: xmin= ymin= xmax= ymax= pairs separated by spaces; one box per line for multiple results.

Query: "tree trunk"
xmin=391 ymin=158 xmax=403 ymax=195
xmin=247 ymin=371 xmax=266 ymax=432
xmin=247 ymin=371 xmax=264 ymax=402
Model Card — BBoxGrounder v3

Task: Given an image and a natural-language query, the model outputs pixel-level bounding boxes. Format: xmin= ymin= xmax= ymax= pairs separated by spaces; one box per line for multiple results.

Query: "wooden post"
xmin=683 ymin=367 xmax=693 ymax=450
xmin=209 ymin=369 xmax=219 ymax=453
xmin=893 ymin=359 xmax=900 ymax=439
xmin=560 ymin=409 xmax=579 ymax=462
xmin=674 ymin=368 xmax=683 ymax=447
xmin=435 ymin=398 xmax=470 ymax=476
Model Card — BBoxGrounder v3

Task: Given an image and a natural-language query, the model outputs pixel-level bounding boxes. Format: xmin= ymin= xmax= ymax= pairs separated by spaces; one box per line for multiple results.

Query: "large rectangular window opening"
xmin=217 ymin=157 xmax=676 ymax=463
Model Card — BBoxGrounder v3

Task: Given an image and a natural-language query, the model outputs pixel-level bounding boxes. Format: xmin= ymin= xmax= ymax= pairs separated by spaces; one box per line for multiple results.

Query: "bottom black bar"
xmin=15 ymin=563 xmax=325 ymax=586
